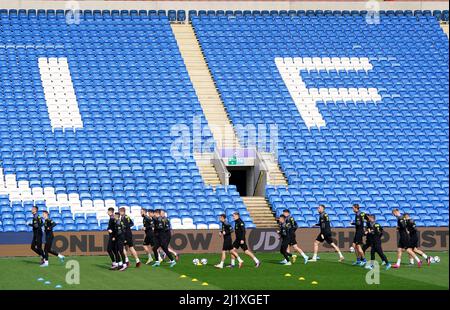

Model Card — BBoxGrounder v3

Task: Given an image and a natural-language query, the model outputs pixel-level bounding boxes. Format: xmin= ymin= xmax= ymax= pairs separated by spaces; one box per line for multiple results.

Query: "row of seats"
xmin=0 ymin=9 xmax=449 ymax=22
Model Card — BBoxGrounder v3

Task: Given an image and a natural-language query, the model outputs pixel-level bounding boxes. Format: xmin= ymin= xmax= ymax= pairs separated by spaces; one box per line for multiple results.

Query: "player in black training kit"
xmin=151 ymin=209 xmax=177 ymax=268
xmin=404 ymin=213 xmax=432 ymax=266
xmin=363 ymin=214 xmax=391 ymax=270
xmin=114 ymin=212 xmax=128 ymax=271
xmin=310 ymin=204 xmax=344 ymax=262
xmin=141 ymin=208 xmax=158 ymax=264
xmin=277 ymin=215 xmax=294 ymax=265
xmin=230 ymin=212 xmax=260 ymax=268
xmin=350 ymin=204 xmax=369 ymax=266
xmin=119 ymin=207 xmax=141 ymax=267
xmin=29 ymin=206 xmax=45 ymax=265
xmin=391 ymin=209 xmax=422 ymax=268
xmin=41 ymin=211 xmax=65 ymax=267
xmin=215 ymin=214 xmax=240 ymax=269
xmin=283 ymin=209 xmax=309 ymax=264
xmin=106 ymin=208 xmax=119 ymax=270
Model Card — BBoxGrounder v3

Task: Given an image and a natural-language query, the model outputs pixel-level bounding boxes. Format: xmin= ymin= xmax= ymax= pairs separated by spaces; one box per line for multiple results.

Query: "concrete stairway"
xmin=193 ymin=153 xmax=221 ymax=187
xmin=171 ymin=23 xmax=240 ymax=149
xmin=172 ymin=23 xmax=280 ymax=228
xmin=260 ymin=152 xmax=288 ymax=186
xmin=441 ymin=22 xmax=449 ymax=38
xmin=242 ymin=197 xmax=278 ymax=228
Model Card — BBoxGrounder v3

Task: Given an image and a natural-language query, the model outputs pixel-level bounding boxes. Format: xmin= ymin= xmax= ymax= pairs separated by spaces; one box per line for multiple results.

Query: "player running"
xmin=141 ymin=208 xmax=158 ymax=265
xmin=230 ymin=212 xmax=260 ymax=268
xmin=28 ymin=206 xmax=45 ymax=265
xmin=391 ymin=209 xmax=422 ymax=268
xmin=309 ymin=204 xmax=344 ymax=262
xmin=277 ymin=215 xmax=294 ymax=265
xmin=151 ymin=209 xmax=177 ymax=268
xmin=404 ymin=213 xmax=432 ymax=266
xmin=283 ymin=209 xmax=309 ymax=264
xmin=363 ymin=215 xmax=391 ymax=270
xmin=41 ymin=211 xmax=65 ymax=267
xmin=119 ymin=207 xmax=141 ymax=267
xmin=106 ymin=208 xmax=119 ymax=270
xmin=350 ymin=204 xmax=369 ymax=266
xmin=215 ymin=214 xmax=240 ymax=269
xmin=114 ymin=212 xmax=128 ymax=271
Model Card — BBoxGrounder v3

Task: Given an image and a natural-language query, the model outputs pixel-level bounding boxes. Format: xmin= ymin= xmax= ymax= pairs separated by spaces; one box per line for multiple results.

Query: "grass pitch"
xmin=0 ymin=252 xmax=447 ymax=290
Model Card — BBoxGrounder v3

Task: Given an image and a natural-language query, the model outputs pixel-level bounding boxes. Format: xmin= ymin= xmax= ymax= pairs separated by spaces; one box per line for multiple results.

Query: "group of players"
xmin=215 ymin=203 xmax=433 ymax=270
xmin=348 ymin=205 xmax=432 ymax=269
xmin=29 ymin=203 xmax=434 ymax=271
xmin=106 ymin=207 xmax=179 ymax=271
xmin=29 ymin=206 xmax=65 ymax=267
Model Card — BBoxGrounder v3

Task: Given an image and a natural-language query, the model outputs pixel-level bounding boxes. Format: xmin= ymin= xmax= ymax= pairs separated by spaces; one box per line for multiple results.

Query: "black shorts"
xmin=143 ymin=232 xmax=155 ymax=247
xmin=408 ymin=235 xmax=419 ymax=249
xmin=124 ymin=232 xmax=134 ymax=247
xmin=353 ymin=231 xmax=364 ymax=245
xmin=289 ymin=233 xmax=297 ymax=246
xmin=398 ymin=235 xmax=410 ymax=249
xmin=233 ymin=239 xmax=249 ymax=251
xmin=316 ymin=233 xmax=333 ymax=244
xmin=223 ymin=237 xmax=233 ymax=251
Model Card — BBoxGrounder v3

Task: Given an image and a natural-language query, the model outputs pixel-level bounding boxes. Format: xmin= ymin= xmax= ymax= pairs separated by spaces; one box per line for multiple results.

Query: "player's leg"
xmin=123 ymin=246 xmax=129 ymax=265
xmin=230 ymin=243 xmax=244 ymax=268
xmin=41 ymin=241 xmax=50 ymax=267
xmin=215 ymin=250 xmax=227 ymax=269
xmin=413 ymin=247 xmax=431 ymax=264
xmin=309 ymin=240 xmax=321 ymax=261
xmin=393 ymin=247 xmax=403 ymax=268
xmin=364 ymin=246 xmax=376 ymax=269
xmin=280 ymin=240 xmax=292 ymax=265
xmin=168 ymin=247 xmax=178 ymax=260
xmin=352 ymin=242 xmax=361 ymax=265
xmin=128 ymin=246 xmax=141 ymax=267
xmin=46 ymin=236 xmax=65 ymax=262
xmin=376 ymin=245 xmax=391 ymax=269
xmin=243 ymin=243 xmax=260 ymax=268
xmin=329 ymin=241 xmax=344 ymax=262
xmin=159 ymin=235 xmax=175 ymax=266
xmin=107 ymin=238 xmax=118 ymax=269
xmin=356 ymin=244 xmax=366 ymax=265
xmin=151 ymin=236 xmax=162 ymax=267
xmin=292 ymin=244 xmax=309 ymax=264
xmin=118 ymin=239 xmax=127 ymax=271
xmin=35 ymin=236 xmax=45 ymax=260
xmin=30 ymin=237 xmax=41 ymax=258
xmin=406 ymin=248 xmax=422 ymax=268
xmin=143 ymin=243 xmax=153 ymax=265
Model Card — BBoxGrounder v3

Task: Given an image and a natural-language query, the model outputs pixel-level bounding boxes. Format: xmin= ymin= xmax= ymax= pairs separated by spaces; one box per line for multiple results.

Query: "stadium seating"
xmin=0 ymin=10 xmax=254 ymax=232
xmin=0 ymin=9 xmax=448 ymax=233
xmin=192 ymin=14 xmax=449 ymax=227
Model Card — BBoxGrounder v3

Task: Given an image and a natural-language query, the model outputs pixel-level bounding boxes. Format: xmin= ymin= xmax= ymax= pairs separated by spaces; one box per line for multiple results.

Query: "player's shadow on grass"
xmin=94 ymin=263 xmax=113 ymax=270
xmin=265 ymin=259 xmax=285 ymax=265
xmin=21 ymin=259 xmax=41 ymax=265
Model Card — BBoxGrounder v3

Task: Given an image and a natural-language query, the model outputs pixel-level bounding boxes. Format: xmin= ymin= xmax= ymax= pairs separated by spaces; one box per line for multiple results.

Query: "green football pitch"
xmin=0 ymin=252 xmax=447 ymax=290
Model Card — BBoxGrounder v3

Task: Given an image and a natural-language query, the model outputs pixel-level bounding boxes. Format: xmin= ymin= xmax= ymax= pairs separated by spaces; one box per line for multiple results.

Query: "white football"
xmin=349 ymin=246 xmax=355 ymax=253
xmin=201 ymin=258 xmax=208 ymax=265
xmin=434 ymin=256 xmax=440 ymax=263
xmin=192 ymin=258 xmax=200 ymax=265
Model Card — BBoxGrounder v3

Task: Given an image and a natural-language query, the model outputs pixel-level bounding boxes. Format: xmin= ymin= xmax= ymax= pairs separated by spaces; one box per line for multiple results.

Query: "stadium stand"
xmin=0 ymin=9 xmax=449 ymax=233
xmin=0 ymin=9 xmax=254 ymax=232
xmin=192 ymin=13 xmax=449 ymax=228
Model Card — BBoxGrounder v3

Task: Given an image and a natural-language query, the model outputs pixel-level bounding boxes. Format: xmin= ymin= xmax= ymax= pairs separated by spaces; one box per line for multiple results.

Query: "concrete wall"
xmin=0 ymin=1 xmax=448 ymax=12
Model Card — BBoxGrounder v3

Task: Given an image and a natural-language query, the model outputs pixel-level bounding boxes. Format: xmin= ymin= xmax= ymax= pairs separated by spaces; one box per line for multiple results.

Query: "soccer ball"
xmin=201 ymin=258 xmax=208 ymax=265
xmin=192 ymin=258 xmax=200 ymax=265
xmin=349 ymin=246 xmax=355 ymax=253
xmin=434 ymin=256 xmax=440 ymax=263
